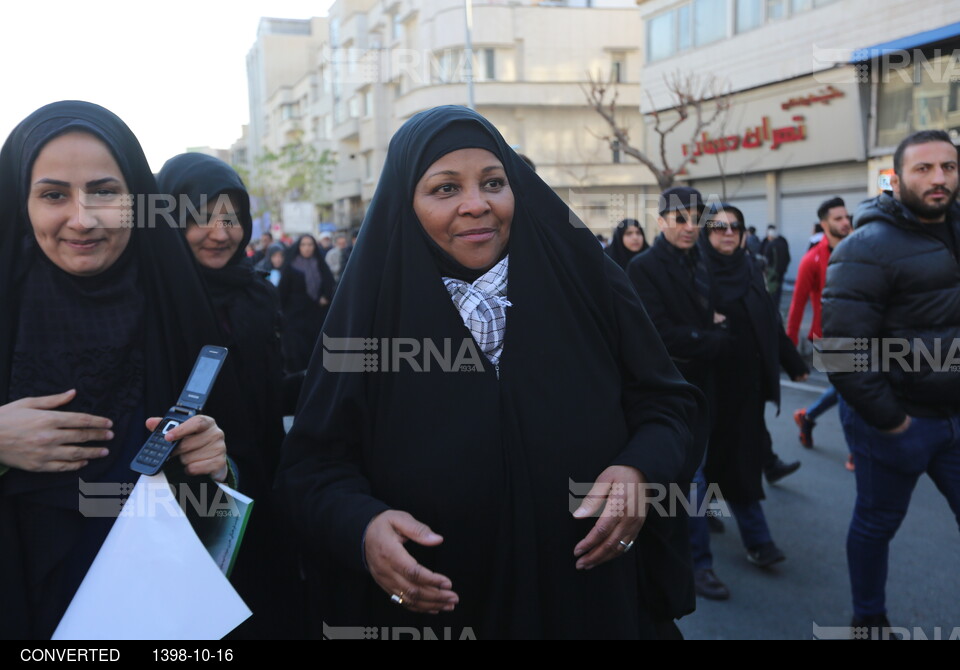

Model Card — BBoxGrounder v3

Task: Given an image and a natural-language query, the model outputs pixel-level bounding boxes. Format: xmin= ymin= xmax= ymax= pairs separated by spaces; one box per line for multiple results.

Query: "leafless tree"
xmin=583 ymin=70 xmax=731 ymax=191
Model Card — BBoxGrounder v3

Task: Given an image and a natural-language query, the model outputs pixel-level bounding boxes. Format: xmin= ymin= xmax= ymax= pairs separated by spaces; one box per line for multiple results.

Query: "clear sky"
xmin=0 ymin=1 xmax=333 ymax=172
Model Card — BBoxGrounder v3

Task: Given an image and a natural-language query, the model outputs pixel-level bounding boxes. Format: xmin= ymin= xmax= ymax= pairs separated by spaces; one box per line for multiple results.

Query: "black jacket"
xmin=627 ymin=235 xmax=731 ymax=393
xmin=760 ymin=236 xmax=790 ymax=278
xmin=823 ymin=194 xmax=960 ymax=430
xmin=733 ymin=258 xmax=808 ymax=409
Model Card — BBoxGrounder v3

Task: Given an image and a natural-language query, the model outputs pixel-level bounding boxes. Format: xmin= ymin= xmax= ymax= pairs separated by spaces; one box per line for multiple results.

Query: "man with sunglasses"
xmin=627 ymin=186 xmax=734 ymax=601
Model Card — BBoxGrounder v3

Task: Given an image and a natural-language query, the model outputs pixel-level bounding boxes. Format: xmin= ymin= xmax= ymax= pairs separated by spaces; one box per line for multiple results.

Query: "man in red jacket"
xmin=787 ymin=197 xmax=852 ymax=449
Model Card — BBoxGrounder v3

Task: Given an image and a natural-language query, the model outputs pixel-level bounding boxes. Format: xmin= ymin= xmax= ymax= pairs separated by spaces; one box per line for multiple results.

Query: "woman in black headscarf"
xmin=605 ymin=218 xmax=648 ymax=271
xmin=157 ymin=154 xmax=301 ymax=639
xmin=278 ymin=234 xmax=335 ymax=373
xmin=278 ymin=106 xmax=704 ymax=639
xmin=700 ymin=204 xmax=808 ymax=568
xmin=157 ymin=153 xmax=285 ymax=478
xmin=0 ymin=101 xmax=256 ymax=639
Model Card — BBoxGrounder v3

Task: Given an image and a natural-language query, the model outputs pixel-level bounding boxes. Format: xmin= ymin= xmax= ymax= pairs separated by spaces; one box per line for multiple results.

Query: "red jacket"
xmin=786 ymin=235 xmax=831 ymax=345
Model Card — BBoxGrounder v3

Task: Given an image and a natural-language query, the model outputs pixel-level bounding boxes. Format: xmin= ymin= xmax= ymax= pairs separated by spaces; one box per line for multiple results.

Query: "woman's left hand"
xmin=572 ymin=465 xmax=648 ymax=570
xmin=144 ymin=415 xmax=228 ymax=482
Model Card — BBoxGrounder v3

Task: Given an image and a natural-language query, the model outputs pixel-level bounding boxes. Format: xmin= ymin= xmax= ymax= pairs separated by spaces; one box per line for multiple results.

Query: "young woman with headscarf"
xmin=157 ymin=153 xmax=301 ymax=638
xmin=605 ymin=218 xmax=648 ymax=271
xmin=0 ymin=101 xmax=258 ymax=639
xmin=277 ymin=106 xmax=705 ymax=639
xmin=699 ymin=204 xmax=808 ymax=569
xmin=278 ymin=234 xmax=335 ymax=373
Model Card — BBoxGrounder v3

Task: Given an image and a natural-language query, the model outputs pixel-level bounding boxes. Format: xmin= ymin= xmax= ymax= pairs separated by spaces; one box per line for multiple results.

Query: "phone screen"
xmin=186 ymin=356 xmax=220 ymax=395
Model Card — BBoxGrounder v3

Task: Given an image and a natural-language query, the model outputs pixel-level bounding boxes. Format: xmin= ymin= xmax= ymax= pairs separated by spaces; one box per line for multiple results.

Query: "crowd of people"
xmin=0 ymin=98 xmax=956 ymax=640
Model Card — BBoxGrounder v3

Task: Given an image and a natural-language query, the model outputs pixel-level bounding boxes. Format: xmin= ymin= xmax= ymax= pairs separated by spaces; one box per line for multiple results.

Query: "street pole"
xmin=464 ymin=0 xmax=476 ymax=110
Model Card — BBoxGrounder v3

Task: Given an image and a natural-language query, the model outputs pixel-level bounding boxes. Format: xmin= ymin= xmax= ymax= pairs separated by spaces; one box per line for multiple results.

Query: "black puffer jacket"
xmin=822 ymin=193 xmax=960 ymax=430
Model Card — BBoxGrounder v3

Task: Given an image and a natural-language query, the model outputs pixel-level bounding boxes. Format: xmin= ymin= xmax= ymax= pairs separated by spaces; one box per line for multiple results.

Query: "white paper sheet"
xmin=53 ymin=472 xmax=251 ymax=640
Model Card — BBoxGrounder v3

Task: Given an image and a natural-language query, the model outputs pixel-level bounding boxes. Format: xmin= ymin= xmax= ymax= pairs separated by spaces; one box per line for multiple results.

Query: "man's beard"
xmin=900 ymin=184 xmax=959 ymax=221
xmin=826 ymin=222 xmax=850 ymax=240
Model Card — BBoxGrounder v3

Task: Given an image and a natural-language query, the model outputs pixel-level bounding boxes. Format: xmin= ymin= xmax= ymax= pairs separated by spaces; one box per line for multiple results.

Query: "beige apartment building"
xmin=242 ymin=0 xmax=653 ymax=233
xmin=636 ymin=0 xmax=960 ymax=280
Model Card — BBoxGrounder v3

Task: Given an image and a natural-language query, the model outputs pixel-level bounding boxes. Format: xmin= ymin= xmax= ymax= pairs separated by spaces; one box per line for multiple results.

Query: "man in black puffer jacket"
xmin=822 ymin=129 xmax=960 ymax=632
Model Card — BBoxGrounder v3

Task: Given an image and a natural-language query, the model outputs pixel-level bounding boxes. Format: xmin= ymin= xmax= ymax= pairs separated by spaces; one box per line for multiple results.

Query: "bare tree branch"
xmin=583 ymin=69 xmax=730 ymax=190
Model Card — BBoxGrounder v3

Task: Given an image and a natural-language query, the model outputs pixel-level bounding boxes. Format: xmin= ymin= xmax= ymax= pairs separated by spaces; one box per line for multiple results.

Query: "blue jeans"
xmin=689 ymin=465 xmax=775 ymax=571
xmin=728 ymin=500 xmax=773 ymax=550
xmin=807 ymin=386 xmax=838 ymax=422
xmin=689 ymin=464 xmax=713 ymax=571
xmin=838 ymin=399 xmax=960 ymax=618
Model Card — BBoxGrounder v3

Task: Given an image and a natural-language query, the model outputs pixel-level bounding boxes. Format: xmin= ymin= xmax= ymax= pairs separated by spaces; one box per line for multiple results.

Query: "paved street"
xmin=677 ymin=376 xmax=960 ymax=640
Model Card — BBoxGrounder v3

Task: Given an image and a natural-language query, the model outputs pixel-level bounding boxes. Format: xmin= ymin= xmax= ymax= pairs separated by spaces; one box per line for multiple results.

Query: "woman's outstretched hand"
xmin=572 ymin=465 xmax=648 ymax=570
xmin=0 ymin=390 xmax=112 ymax=472
xmin=364 ymin=510 xmax=460 ymax=615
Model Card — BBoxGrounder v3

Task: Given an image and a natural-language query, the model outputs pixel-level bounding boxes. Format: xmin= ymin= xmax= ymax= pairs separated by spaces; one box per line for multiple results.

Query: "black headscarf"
xmin=0 ymin=101 xmax=257 ymax=638
xmin=283 ymin=234 xmax=334 ymax=300
xmin=700 ymin=204 xmax=751 ymax=306
xmin=156 ymin=153 xmax=254 ymax=295
xmin=605 ymin=218 xmax=648 ymax=270
xmin=278 ymin=106 xmax=702 ymax=638
xmin=157 ymin=152 xmax=283 ymax=476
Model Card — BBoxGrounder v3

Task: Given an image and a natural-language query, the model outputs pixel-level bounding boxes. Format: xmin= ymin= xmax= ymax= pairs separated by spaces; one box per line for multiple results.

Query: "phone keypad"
xmin=134 ymin=432 xmax=177 ymax=469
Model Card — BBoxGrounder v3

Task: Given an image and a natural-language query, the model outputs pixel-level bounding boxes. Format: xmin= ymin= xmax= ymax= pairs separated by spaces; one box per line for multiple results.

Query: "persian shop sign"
xmin=664 ymin=80 xmax=862 ymax=178
xmin=681 ymin=85 xmax=847 ymax=161
xmin=681 ymin=115 xmax=808 ymax=163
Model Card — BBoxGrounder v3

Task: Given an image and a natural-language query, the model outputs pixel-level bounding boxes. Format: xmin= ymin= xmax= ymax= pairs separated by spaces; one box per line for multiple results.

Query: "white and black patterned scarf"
xmin=442 ymin=256 xmax=511 ymax=366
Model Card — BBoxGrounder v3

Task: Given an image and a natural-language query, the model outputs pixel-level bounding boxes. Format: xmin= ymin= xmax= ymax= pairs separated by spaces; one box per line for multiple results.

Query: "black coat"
xmin=157 ymin=152 xmax=298 ymax=639
xmin=703 ymin=255 xmax=807 ymax=502
xmin=278 ymin=106 xmax=704 ymax=638
xmin=627 ymin=235 xmax=731 ymax=402
xmin=823 ymin=194 xmax=960 ymax=430
xmin=760 ymin=236 xmax=790 ymax=278
xmin=278 ymin=253 xmax=335 ymax=373
xmin=0 ymin=102 xmax=259 ymax=639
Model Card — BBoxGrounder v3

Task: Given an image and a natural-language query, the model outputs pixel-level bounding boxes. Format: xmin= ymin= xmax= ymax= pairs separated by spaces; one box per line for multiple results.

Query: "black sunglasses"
xmin=705 ymin=220 xmax=744 ymax=232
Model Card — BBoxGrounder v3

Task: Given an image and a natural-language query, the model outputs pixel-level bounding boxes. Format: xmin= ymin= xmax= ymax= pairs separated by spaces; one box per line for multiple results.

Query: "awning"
xmin=851 ymin=21 xmax=960 ymax=61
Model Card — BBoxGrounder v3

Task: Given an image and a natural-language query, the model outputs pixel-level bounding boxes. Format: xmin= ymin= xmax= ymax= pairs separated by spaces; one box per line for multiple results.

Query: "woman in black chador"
xmin=0 ymin=101 xmax=256 ymax=639
xmin=157 ymin=153 xmax=300 ymax=638
xmin=278 ymin=234 xmax=334 ymax=373
xmin=605 ymin=217 xmax=649 ymax=271
xmin=700 ymin=204 xmax=808 ymax=568
xmin=278 ymin=106 xmax=705 ymax=640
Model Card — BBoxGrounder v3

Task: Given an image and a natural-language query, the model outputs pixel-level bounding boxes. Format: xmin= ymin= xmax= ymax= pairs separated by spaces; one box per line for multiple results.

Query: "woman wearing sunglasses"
xmin=699 ymin=204 xmax=808 ymax=570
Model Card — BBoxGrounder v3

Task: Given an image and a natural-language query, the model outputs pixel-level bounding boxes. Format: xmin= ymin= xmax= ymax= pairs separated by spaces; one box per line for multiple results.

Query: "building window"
xmin=677 ymin=4 xmax=692 ymax=52
xmin=765 ymin=0 xmax=787 ymax=21
xmin=647 ymin=12 xmax=677 ymax=62
xmin=736 ymin=0 xmax=763 ymax=33
xmin=330 ymin=17 xmax=340 ymax=47
xmin=876 ymin=52 xmax=960 ymax=148
xmin=647 ymin=0 xmax=727 ymax=62
xmin=693 ymin=0 xmax=726 ymax=48
xmin=348 ymin=96 xmax=360 ymax=119
xmin=610 ymin=52 xmax=625 ymax=83
xmin=392 ymin=13 xmax=403 ymax=42
xmin=364 ymin=91 xmax=374 ymax=118
xmin=484 ymin=48 xmax=496 ymax=81
xmin=281 ymin=102 xmax=300 ymax=121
